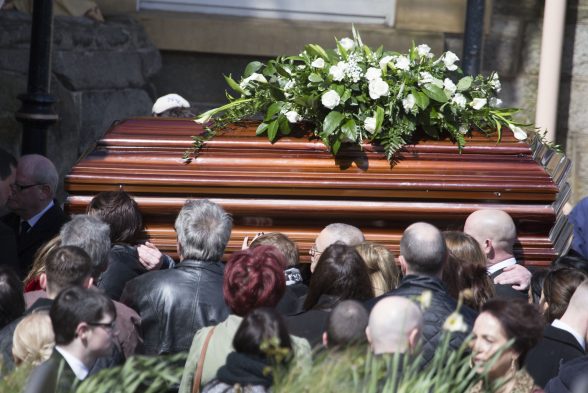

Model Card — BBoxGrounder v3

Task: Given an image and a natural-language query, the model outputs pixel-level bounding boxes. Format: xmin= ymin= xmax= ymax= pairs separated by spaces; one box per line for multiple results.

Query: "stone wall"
xmin=0 ymin=11 xmax=160 ymax=201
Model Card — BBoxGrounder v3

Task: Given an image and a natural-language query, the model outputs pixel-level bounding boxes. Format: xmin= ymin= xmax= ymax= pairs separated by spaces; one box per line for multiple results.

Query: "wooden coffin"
xmin=65 ymin=118 xmax=572 ymax=267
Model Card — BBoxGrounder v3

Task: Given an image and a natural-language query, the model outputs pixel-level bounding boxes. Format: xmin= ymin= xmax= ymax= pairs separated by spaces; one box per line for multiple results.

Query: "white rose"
xmin=364 ymin=67 xmax=382 ymax=81
xmin=416 ymin=44 xmax=433 ymax=58
xmin=442 ymin=51 xmax=459 ymax=71
xmin=443 ymin=78 xmax=457 ymax=95
xmin=395 ymin=55 xmax=411 ymax=71
xmin=459 ymin=125 xmax=469 ymax=134
xmin=285 ymin=111 xmax=302 ymax=123
xmin=284 ymin=80 xmax=295 ymax=90
xmin=321 ymin=90 xmax=341 ymax=109
xmin=452 ymin=93 xmax=467 ymax=109
xmin=419 ymin=72 xmax=434 ymax=84
xmin=470 ymin=98 xmax=487 ymax=110
xmin=239 ymin=73 xmax=267 ymax=89
xmin=511 ymin=125 xmax=527 ymax=141
xmin=368 ymin=78 xmax=390 ymax=100
xmin=489 ymin=97 xmax=503 ymax=107
xmin=339 ymin=37 xmax=355 ymax=51
xmin=379 ymin=55 xmax=394 ymax=69
xmin=329 ymin=62 xmax=345 ymax=81
xmin=311 ymin=58 xmax=325 ymax=69
xmin=402 ymin=94 xmax=416 ymax=113
xmin=364 ymin=117 xmax=377 ymax=133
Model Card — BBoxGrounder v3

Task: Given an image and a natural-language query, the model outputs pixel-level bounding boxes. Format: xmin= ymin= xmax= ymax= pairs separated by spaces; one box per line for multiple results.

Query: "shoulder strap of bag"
xmin=192 ymin=326 xmax=216 ymax=393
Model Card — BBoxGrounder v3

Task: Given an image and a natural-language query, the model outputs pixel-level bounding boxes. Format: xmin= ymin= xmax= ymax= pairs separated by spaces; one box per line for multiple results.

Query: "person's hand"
xmin=493 ymin=264 xmax=531 ymax=290
xmin=137 ymin=241 xmax=164 ymax=270
xmin=241 ymin=232 xmax=265 ymax=250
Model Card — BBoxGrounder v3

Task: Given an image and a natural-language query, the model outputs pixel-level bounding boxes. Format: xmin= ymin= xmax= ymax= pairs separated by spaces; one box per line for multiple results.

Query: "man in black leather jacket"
xmin=366 ymin=222 xmax=477 ymax=367
xmin=120 ymin=199 xmax=232 ymax=355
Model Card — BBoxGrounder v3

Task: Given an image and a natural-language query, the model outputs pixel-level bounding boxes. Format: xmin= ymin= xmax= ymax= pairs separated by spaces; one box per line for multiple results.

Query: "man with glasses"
xmin=309 ymin=223 xmax=365 ymax=273
xmin=25 ymin=286 xmax=117 ymax=393
xmin=2 ymin=154 xmax=67 ymax=277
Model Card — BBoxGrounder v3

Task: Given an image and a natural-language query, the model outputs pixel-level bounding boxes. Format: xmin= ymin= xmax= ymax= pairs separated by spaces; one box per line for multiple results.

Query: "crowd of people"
xmin=0 ymin=147 xmax=588 ymax=393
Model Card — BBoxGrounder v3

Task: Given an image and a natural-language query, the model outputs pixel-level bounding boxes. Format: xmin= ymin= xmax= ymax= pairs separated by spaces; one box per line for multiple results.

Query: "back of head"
xmin=367 ymin=296 xmax=423 ymax=354
xmin=50 ymin=286 xmax=116 ymax=346
xmin=552 ymin=253 xmax=588 ymax=275
xmin=400 ymin=222 xmax=446 ymax=276
xmin=464 ymin=209 xmax=516 ymax=254
xmin=542 ymin=267 xmax=588 ymax=323
xmin=0 ymin=148 xmax=17 ymax=180
xmin=24 ymin=235 xmax=62 ymax=287
xmin=355 ymin=241 xmax=400 ymax=296
xmin=442 ymin=231 xmax=495 ymax=309
xmin=325 ymin=300 xmax=369 ymax=349
xmin=233 ymin=307 xmax=292 ymax=360
xmin=250 ymin=232 xmax=299 ymax=268
xmin=12 ymin=311 xmax=55 ymax=366
xmin=305 ymin=243 xmax=374 ymax=310
xmin=320 ymin=223 xmax=365 ymax=247
xmin=224 ymin=245 xmax=286 ymax=316
xmin=481 ymin=299 xmax=544 ymax=366
xmin=45 ymin=246 xmax=93 ymax=297
xmin=60 ymin=214 xmax=111 ymax=279
xmin=87 ymin=191 xmax=143 ymax=244
xmin=0 ymin=266 xmax=25 ymax=329
xmin=18 ymin=154 xmax=59 ymax=198
xmin=174 ymin=199 xmax=232 ymax=262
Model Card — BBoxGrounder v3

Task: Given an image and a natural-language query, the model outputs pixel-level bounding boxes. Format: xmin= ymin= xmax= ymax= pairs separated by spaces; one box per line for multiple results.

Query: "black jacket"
xmin=526 ymin=325 xmax=585 ymax=388
xmin=490 ymin=267 xmax=529 ymax=300
xmin=120 ymin=259 xmax=230 ymax=355
xmin=285 ymin=294 xmax=339 ymax=348
xmin=24 ymin=350 xmax=78 ymax=393
xmin=545 ymin=355 xmax=588 ymax=393
xmin=0 ymin=221 xmax=19 ymax=275
xmin=366 ymin=275 xmax=477 ymax=367
xmin=98 ymin=244 xmax=148 ymax=301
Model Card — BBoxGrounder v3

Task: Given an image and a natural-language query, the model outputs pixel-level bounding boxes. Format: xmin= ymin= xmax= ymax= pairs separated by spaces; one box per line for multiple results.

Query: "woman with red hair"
xmin=179 ymin=245 xmax=311 ymax=393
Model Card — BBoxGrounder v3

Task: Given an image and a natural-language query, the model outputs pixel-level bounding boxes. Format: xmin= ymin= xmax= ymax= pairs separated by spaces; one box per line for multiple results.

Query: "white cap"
xmin=152 ymin=94 xmax=190 ymax=115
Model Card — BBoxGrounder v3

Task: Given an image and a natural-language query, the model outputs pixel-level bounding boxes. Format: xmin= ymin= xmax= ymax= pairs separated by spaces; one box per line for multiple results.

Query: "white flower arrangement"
xmin=196 ymin=28 xmax=528 ymax=160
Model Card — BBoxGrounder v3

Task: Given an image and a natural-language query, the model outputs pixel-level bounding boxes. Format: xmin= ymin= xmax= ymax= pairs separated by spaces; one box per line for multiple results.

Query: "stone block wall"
xmin=0 ymin=11 xmax=160 ymax=201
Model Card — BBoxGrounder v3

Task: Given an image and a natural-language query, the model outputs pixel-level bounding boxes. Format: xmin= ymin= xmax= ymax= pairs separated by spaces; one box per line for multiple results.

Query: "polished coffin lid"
xmin=65 ymin=118 xmax=572 ymax=266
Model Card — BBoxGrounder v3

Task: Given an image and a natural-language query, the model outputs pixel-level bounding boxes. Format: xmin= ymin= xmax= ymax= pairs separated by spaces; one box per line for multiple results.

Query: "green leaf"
xmin=223 ymin=74 xmax=245 ymax=95
xmin=336 ymin=41 xmax=349 ymax=60
xmin=244 ymin=61 xmax=263 ymax=77
xmin=341 ymin=119 xmax=357 ymax=140
xmin=278 ymin=115 xmax=291 ymax=135
xmin=375 ymin=106 xmax=385 ymax=132
xmin=323 ymin=111 xmax=345 ymax=136
xmin=264 ymin=102 xmax=284 ymax=122
xmin=308 ymin=73 xmax=324 ymax=83
xmin=456 ymin=76 xmax=473 ymax=92
xmin=331 ymin=137 xmax=342 ymax=155
xmin=273 ymin=62 xmax=291 ymax=78
xmin=267 ymin=119 xmax=279 ymax=141
xmin=305 ymin=44 xmax=329 ymax=60
xmin=256 ymin=122 xmax=269 ymax=136
xmin=413 ymin=91 xmax=430 ymax=110
xmin=340 ymin=89 xmax=352 ymax=103
xmin=422 ymin=83 xmax=448 ymax=103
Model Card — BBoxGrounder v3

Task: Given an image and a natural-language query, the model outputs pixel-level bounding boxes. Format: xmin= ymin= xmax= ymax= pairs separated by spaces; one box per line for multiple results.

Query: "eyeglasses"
xmin=11 ymin=183 xmax=42 ymax=192
xmin=309 ymin=246 xmax=322 ymax=258
xmin=88 ymin=321 xmax=116 ymax=330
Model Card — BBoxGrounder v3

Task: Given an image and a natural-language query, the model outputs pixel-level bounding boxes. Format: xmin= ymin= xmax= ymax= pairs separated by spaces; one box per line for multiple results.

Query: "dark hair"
xmin=304 ymin=243 xmax=374 ymax=310
xmin=0 ymin=148 xmax=16 ymax=180
xmin=45 ymin=246 xmax=93 ymax=295
xmin=250 ymin=232 xmax=299 ymax=268
xmin=0 ymin=266 xmax=25 ymax=330
xmin=552 ymin=253 xmax=588 ymax=275
xmin=224 ymin=246 xmax=286 ymax=316
xmin=481 ymin=299 xmax=543 ymax=366
xmin=542 ymin=267 xmax=588 ymax=323
xmin=529 ymin=269 xmax=548 ymax=305
xmin=88 ymin=191 xmax=143 ymax=244
xmin=233 ymin=308 xmax=292 ymax=360
xmin=400 ymin=223 xmax=447 ymax=275
xmin=442 ymin=231 xmax=495 ymax=310
xmin=50 ymin=286 xmax=116 ymax=345
xmin=155 ymin=107 xmax=195 ymax=118
xmin=325 ymin=300 xmax=368 ymax=349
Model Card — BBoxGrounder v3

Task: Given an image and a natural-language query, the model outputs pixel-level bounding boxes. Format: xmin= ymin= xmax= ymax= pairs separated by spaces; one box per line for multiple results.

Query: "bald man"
xmin=2 ymin=154 xmax=67 ymax=277
xmin=309 ymin=223 xmax=364 ymax=272
xmin=464 ymin=209 xmax=529 ymax=299
xmin=526 ymin=279 xmax=588 ymax=387
xmin=367 ymin=297 xmax=423 ymax=355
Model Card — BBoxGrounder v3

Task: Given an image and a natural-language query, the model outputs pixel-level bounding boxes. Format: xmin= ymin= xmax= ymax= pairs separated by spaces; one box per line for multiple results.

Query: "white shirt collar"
xmin=487 ymin=257 xmax=517 ymax=275
xmin=24 ymin=200 xmax=54 ymax=228
xmin=55 ymin=346 xmax=90 ymax=381
xmin=552 ymin=319 xmax=586 ymax=350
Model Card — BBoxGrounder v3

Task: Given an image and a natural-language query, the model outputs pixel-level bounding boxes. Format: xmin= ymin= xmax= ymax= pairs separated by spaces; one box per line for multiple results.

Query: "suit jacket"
xmin=24 ymin=350 xmax=79 ymax=393
xmin=2 ymin=203 xmax=67 ymax=278
xmin=490 ymin=267 xmax=529 ymax=300
xmin=525 ymin=325 xmax=585 ymax=388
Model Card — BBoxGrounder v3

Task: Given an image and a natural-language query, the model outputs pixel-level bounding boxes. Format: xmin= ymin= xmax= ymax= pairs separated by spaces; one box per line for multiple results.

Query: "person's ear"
xmin=322 ymin=332 xmax=328 ymax=348
xmin=483 ymin=239 xmax=493 ymax=257
xmin=365 ymin=327 xmax=372 ymax=345
xmin=398 ymin=255 xmax=408 ymax=275
xmin=76 ymin=322 xmax=90 ymax=341
xmin=83 ymin=276 xmax=94 ymax=289
xmin=39 ymin=273 xmax=47 ymax=290
xmin=408 ymin=328 xmax=420 ymax=353
xmin=38 ymin=184 xmax=52 ymax=200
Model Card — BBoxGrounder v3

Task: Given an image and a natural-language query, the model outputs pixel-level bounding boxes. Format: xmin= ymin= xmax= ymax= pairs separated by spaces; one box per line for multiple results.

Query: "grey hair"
xmin=20 ymin=155 xmax=59 ymax=197
xmin=323 ymin=223 xmax=365 ymax=246
xmin=174 ymin=199 xmax=232 ymax=262
xmin=60 ymin=215 xmax=111 ymax=279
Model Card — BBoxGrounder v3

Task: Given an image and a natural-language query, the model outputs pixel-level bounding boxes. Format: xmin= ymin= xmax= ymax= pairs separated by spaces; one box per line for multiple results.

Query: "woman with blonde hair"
xmin=23 ymin=236 xmax=61 ymax=292
xmin=355 ymin=242 xmax=400 ymax=297
xmin=12 ymin=311 xmax=55 ymax=366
